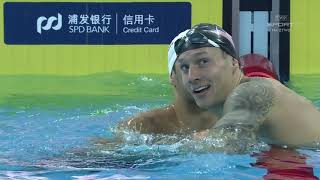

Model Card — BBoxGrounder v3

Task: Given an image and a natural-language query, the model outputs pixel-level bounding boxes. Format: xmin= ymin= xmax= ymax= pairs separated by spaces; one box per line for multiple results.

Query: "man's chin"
xmin=195 ymin=100 xmax=211 ymax=110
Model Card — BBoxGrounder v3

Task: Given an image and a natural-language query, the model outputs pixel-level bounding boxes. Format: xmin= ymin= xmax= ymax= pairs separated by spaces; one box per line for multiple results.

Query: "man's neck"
xmin=208 ymin=103 xmax=224 ymax=118
xmin=173 ymin=95 xmax=219 ymax=132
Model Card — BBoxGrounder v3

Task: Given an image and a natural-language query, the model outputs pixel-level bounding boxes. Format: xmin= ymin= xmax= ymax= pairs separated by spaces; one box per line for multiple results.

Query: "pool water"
xmin=0 ymin=73 xmax=319 ymax=179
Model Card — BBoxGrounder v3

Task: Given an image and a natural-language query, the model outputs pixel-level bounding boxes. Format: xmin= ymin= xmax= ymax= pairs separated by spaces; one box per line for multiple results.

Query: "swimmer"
xmin=122 ymin=58 xmax=218 ymax=134
xmin=121 ymin=23 xmax=320 ymax=147
xmin=173 ymin=23 xmax=320 ymax=146
xmin=121 ymin=30 xmax=221 ymax=135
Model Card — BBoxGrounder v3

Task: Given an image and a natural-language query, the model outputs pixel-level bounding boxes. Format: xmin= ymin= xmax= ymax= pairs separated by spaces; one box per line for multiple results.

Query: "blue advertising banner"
xmin=4 ymin=2 xmax=191 ymax=45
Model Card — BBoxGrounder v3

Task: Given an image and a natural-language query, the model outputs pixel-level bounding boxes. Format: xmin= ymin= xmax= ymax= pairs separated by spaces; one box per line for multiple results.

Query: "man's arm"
xmin=214 ymin=78 xmax=275 ymax=131
xmin=119 ymin=105 xmax=178 ymax=134
xmin=90 ymin=107 xmax=174 ymax=147
xmin=118 ymin=111 xmax=156 ymax=133
xmin=208 ymin=79 xmax=276 ymax=152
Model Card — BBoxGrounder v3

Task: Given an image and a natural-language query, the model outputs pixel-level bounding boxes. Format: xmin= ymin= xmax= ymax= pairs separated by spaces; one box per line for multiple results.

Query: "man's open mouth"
xmin=192 ymin=85 xmax=211 ymax=94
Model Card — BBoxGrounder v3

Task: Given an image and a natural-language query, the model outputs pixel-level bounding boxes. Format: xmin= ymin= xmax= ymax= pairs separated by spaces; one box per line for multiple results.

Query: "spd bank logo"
xmin=37 ymin=13 xmax=62 ymax=34
xmin=4 ymin=2 xmax=191 ymax=44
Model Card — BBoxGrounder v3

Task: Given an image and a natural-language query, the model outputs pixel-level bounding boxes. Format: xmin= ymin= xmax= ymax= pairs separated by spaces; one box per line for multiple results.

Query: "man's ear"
xmin=169 ymin=71 xmax=177 ymax=87
xmin=231 ymin=58 xmax=240 ymax=73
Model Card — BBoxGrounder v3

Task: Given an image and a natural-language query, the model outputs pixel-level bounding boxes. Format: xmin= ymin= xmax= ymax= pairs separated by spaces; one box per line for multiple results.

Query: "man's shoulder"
xmin=235 ymin=77 xmax=276 ymax=95
xmin=225 ymin=77 xmax=276 ymax=114
xmin=138 ymin=105 xmax=177 ymax=120
xmin=123 ymin=105 xmax=179 ymax=134
xmin=240 ymin=77 xmax=275 ymax=86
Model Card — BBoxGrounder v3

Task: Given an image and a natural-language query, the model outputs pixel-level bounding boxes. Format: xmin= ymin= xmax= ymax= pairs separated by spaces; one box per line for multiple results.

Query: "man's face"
xmin=175 ymin=47 xmax=237 ymax=109
xmin=171 ymin=66 xmax=195 ymax=103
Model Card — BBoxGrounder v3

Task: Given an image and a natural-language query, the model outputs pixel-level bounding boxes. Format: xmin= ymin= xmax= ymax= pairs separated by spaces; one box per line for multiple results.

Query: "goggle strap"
xmin=207 ymin=39 xmax=220 ymax=48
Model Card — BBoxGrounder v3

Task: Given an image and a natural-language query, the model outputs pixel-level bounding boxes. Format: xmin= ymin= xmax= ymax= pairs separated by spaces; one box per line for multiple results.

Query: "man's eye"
xmin=200 ymin=59 xmax=208 ymax=64
xmin=180 ymin=65 xmax=189 ymax=72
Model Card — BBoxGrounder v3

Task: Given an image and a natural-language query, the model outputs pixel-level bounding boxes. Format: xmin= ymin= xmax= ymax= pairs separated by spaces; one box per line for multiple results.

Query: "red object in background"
xmin=240 ymin=53 xmax=278 ymax=80
xmin=251 ymin=145 xmax=318 ymax=180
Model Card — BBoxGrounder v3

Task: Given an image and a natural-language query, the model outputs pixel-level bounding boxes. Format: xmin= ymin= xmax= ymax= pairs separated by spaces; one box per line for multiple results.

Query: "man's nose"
xmin=188 ymin=65 xmax=201 ymax=83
